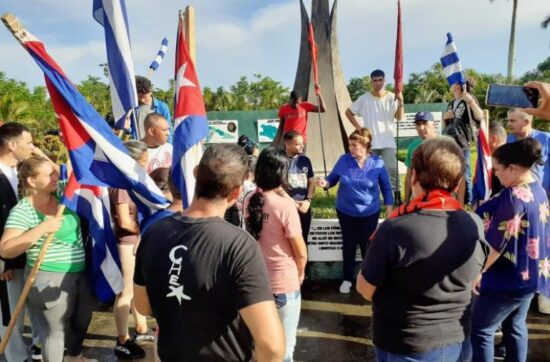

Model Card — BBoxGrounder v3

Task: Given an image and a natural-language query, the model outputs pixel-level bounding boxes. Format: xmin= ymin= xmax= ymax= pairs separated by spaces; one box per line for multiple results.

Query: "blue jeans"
xmin=471 ymin=292 xmax=534 ymax=362
xmin=464 ymin=148 xmax=472 ymax=204
xmin=375 ymin=343 xmax=465 ymax=362
xmin=274 ymin=290 xmax=301 ymax=362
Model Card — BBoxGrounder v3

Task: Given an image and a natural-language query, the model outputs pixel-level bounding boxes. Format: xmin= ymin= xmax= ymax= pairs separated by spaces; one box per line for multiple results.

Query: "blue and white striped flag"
xmin=149 ymin=38 xmax=168 ymax=71
xmin=440 ymin=32 xmax=465 ymax=86
xmin=93 ymin=0 xmax=138 ymax=133
xmin=10 ymin=26 xmax=169 ymax=301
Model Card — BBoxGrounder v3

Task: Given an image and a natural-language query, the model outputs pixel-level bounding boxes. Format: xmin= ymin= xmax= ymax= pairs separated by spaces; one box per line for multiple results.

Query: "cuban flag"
xmin=473 ymin=120 xmax=492 ymax=203
xmin=8 ymin=23 xmax=169 ymax=298
xmin=14 ymin=35 xmax=169 ymax=215
xmin=93 ymin=0 xmax=138 ymax=135
xmin=150 ymin=37 xmax=169 ymax=71
xmin=171 ymin=12 xmax=209 ymax=207
xmin=62 ymin=175 xmax=122 ymax=302
xmin=440 ymin=32 xmax=465 ymax=86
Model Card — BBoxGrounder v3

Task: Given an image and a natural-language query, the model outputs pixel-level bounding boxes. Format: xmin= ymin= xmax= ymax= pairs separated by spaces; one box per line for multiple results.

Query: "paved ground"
xmin=6 ymin=281 xmax=550 ymax=361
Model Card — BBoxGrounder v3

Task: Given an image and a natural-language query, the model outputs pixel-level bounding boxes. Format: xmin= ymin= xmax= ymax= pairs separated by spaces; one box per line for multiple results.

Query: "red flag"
xmin=393 ymin=0 xmax=403 ymax=95
xmin=307 ymin=21 xmax=320 ymax=95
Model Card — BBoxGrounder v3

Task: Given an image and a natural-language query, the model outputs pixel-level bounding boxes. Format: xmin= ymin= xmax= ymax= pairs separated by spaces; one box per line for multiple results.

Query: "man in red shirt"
xmin=273 ymin=89 xmax=326 ymax=147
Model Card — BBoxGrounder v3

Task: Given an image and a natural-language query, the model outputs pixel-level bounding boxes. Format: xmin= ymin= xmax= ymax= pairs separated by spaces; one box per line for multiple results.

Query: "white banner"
xmin=307 ymin=219 xmax=365 ymax=262
xmin=257 ymin=119 xmax=280 ymax=143
xmin=206 ymin=120 xmax=239 ymax=143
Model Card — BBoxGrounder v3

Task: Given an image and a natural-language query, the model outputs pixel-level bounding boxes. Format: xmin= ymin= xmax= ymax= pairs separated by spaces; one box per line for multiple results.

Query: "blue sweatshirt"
xmin=326 ymin=153 xmax=393 ymax=217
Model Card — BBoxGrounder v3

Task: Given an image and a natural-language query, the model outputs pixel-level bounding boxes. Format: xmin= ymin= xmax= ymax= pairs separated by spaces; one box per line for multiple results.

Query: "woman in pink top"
xmin=245 ymin=147 xmax=307 ymax=362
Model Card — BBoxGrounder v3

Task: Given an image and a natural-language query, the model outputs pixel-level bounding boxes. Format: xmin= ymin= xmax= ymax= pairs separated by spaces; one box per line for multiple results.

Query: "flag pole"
xmin=316 ymin=93 xmax=328 ymax=178
xmin=0 ymin=203 xmax=66 ymax=352
xmin=184 ymin=6 xmax=196 ymax=64
xmin=393 ymin=0 xmax=403 ymax=206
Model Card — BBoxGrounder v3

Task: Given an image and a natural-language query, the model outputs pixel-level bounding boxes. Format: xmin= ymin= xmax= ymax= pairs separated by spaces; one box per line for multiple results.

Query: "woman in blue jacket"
xmin=317 ymin=128 xmax=393 ymax=293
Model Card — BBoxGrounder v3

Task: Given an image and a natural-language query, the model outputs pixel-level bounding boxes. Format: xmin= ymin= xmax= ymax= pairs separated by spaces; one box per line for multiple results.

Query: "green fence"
xmin=207 ymin=103 xmax=447 ymax=149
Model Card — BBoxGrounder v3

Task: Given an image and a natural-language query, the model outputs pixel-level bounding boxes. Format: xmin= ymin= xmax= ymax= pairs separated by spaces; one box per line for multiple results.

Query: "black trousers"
xmin=337 ymin=210 xmax=380 ymax=282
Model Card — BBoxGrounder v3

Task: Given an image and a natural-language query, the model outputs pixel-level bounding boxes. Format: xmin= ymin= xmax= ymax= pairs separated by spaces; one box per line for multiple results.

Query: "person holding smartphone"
xmin=442 ymin=79 xmax=484 ymax=205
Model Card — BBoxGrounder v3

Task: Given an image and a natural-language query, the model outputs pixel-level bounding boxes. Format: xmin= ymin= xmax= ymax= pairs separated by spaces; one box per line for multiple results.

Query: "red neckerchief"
xmin=389 ymin=189 xmax=463 ymax=219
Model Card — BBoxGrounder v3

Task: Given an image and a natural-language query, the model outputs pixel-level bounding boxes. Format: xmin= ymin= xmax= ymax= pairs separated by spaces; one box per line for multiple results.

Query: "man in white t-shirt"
xmin=345 ymin=69 xmax=404 ymax=194
xmin=140 ymin=113 xmax=173 ymax=174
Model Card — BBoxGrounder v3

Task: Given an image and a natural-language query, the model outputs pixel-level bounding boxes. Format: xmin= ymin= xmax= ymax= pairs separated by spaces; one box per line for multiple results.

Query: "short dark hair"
xmin=290 ymin=90 xmax=302 ymax=101
xmin=0 ymin=122 xmax=30 ymax=148
xmin=283 ymin=130 xmax=302 ymax=142
xmin=143 ymin=113 xmax=165 ymax=131
xmin=195 ymin=144 xmax=248 ymax=200
xmin=370 ymin=69 xmax=385 ymax=78
xmin=493 ymin=138 xmax=543 ymax=169
xmin=135 ymin=75 xmax=152 ymax=94
xmin=411 ymin=137 xmax=465 ymax=192
xmin=465 ymin=78 xmax=475 ymax=93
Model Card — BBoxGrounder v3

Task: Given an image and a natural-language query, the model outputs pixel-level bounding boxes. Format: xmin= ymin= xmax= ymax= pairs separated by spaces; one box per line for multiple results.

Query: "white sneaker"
xmin=339 ymin=281 xmax=352 ymax=294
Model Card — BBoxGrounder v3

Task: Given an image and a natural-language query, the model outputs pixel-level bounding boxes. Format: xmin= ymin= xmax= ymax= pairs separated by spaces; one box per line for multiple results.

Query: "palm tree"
xmin=542 ymin=14 xmax=550 ymax=28
xmin=490 ymin=0 xmax=518 ymax=82
xmin=0 ymin=96 xmax=28 ymax=123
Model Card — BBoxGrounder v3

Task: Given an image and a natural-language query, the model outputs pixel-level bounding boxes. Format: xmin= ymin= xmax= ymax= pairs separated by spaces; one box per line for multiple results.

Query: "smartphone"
xmin=486 ymin=84 xmax=539 ymax=108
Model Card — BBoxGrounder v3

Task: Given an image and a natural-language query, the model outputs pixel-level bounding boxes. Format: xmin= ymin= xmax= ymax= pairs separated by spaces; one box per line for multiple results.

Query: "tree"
xmin=347 ymin=76 xmax=371 ymax=101
xmin=402 ymin=63 xmax=452 ymax=104
xmin=78 ymin=76 xmax=111 ymax=118
xmin=518 ymin=56 xmax=550 ymax=83
xmin=542 ymin=14 xmax=550 ymax=28
xmin=490 ymin=0 xmax=518 ymax=81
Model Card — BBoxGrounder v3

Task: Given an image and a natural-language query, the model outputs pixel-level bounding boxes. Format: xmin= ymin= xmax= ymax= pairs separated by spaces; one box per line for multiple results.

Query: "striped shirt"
xmin=5 ymin=182 xmax=85 ymax=272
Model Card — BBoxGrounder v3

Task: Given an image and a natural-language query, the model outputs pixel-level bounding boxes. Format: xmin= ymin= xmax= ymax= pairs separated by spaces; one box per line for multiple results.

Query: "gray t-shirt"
xmin=362 ymin=209 xmax=489 ymax=354
xmin=135 ymin=103 xmax=154 ymax=139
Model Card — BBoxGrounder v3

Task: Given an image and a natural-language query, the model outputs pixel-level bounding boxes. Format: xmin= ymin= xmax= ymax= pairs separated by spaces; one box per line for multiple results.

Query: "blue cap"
xmin=414 ymin=111 xmax=434 ymax=122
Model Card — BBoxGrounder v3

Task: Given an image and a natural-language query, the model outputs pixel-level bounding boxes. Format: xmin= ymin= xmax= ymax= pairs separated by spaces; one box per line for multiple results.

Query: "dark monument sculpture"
xmin=294 ymin=0 xmax=355 ymax=173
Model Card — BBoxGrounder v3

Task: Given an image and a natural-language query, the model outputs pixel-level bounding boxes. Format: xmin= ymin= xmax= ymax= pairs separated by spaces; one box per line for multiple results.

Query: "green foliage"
xmin=78 ymin=76 xmax=111 ymax=119
xmin=203 ymin=74 xmax=289 ymax=111
xmin=347 ymin=76 xmax=371 ymax=101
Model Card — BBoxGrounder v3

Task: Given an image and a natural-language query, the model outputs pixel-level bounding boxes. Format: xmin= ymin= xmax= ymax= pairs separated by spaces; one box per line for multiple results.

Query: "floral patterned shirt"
xmin=476 ymin=182 xmax=550 ymax=297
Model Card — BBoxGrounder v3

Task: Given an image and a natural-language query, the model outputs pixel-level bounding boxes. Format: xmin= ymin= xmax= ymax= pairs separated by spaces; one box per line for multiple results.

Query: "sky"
xmin=0 ymin=0 xmax=548 ymax=92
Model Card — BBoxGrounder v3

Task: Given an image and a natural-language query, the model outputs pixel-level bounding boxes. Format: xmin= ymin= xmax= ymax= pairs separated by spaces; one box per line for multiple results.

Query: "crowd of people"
xmin=0 ymin=75 xmax=549 ymax=362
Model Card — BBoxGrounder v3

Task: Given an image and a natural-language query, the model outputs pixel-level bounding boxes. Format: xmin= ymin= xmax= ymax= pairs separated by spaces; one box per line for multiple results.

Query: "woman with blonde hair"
xmin=0 ymin=156 xmax=94 ymax=362
xmin=316 ymin=128 xmax=393 ymax=293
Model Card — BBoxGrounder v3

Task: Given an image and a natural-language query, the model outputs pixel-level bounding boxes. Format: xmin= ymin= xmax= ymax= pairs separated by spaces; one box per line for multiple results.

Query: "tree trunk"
xmin=507 ymin=0 xmax=518 ymax=82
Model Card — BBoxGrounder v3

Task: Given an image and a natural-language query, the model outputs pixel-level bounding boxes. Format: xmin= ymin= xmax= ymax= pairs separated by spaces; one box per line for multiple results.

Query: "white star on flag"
xmin=175 ymin=62 xmax=196 ymax=100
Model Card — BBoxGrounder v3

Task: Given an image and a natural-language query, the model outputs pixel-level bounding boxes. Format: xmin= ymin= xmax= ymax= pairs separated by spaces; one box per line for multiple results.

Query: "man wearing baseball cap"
xmin=404 ymin=111 xmax=437 ymax=202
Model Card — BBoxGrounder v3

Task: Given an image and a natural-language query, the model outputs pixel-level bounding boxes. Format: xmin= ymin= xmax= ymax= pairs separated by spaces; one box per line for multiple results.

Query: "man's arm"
xmin=345 ymin=108 xmax=362 ymax=130
xmin=395 ymin=92 xmax=404 ymax=121
xmin=311 ymin=93 xmax=326 ymax=113
xmin=271 ymin=117 xmax=285 ymax=148
xmin=356 ymin=272 xmax=377 ymax=301
xmin=134 ymin=284 xmax=153 ymax=316
xmin=239 ymin=301 xmax=285 ymax=362
xmin=404 ymin=167 xmax=412 ymax=202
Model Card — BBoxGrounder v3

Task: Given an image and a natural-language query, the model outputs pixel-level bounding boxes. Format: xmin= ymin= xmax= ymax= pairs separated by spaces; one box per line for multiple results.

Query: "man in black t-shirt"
xmin=134 ymin=144 xmax=284 ymax=361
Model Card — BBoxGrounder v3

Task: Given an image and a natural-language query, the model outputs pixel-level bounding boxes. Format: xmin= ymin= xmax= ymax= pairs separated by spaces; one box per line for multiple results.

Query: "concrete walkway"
xmin=6 ymin=281 xmax=550 ymax=361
